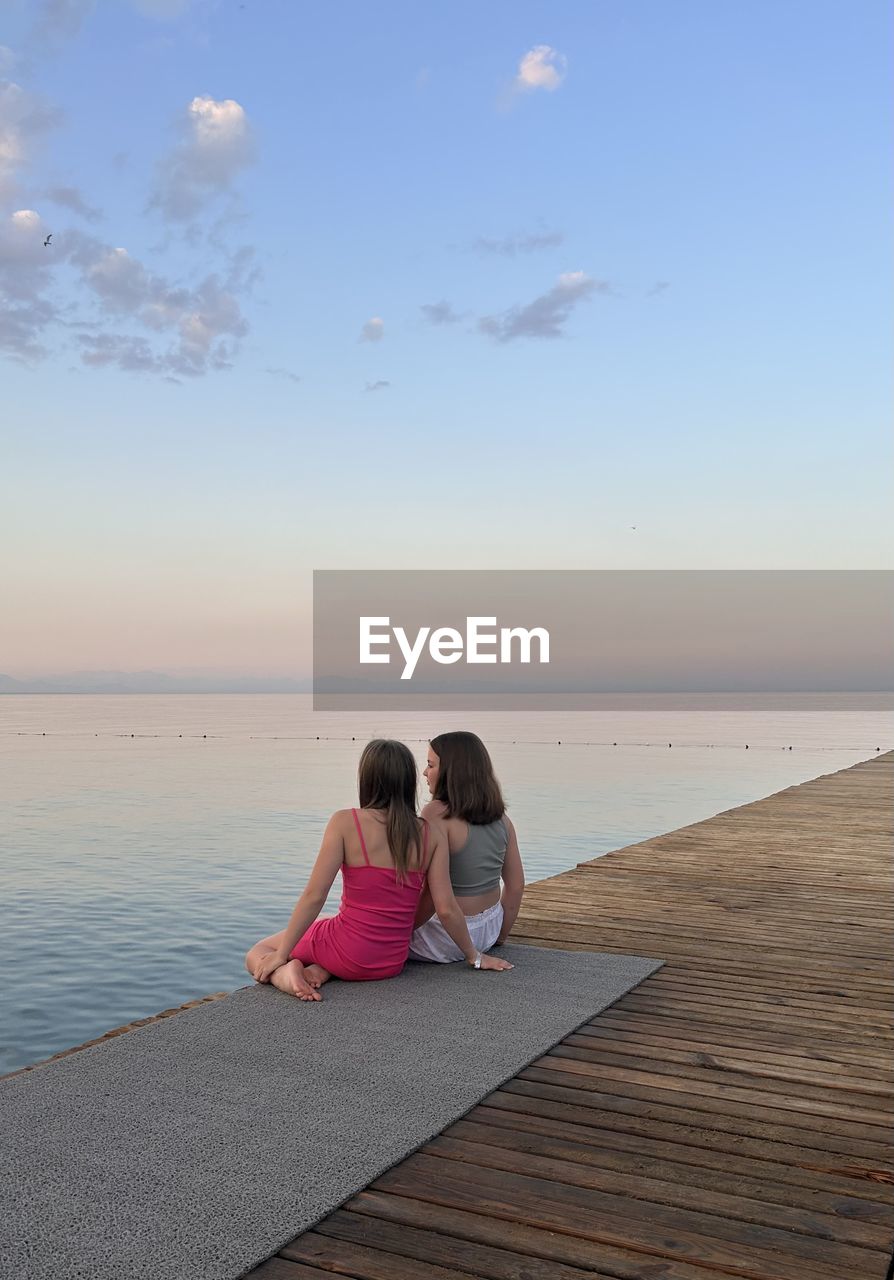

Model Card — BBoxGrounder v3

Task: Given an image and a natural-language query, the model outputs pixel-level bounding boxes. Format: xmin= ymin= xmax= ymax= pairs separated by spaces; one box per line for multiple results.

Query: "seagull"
xmin=44 ymin=234 xmax=52 ymax=247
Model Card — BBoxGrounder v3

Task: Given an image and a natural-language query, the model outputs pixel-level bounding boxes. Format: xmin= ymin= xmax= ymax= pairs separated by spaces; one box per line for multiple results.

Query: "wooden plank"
xmin=560 ymin=1034 xmax=891 ymax=1095
xmin=311 ymin=1209 xmax=619 ymax=1280
xmin=372 ymin=1153 xmax=883 ymax=1280
xmin=461 ymin=1106 xmax=894 ymax=1211
xmin=513 ymin=1070 xmax=894 ymax=1160
xmin=576 ymin=1000 xmax=893 ymax=1049
xmin=430 ymin=1127 xmax=894 ymax=1248
xmin=529 ymin=1054 xmax=894 ymax=1131
xmin=589 ymin=1009 xmax=894 ymax=1067
xmin=572 ymin=1026 xmax=894 ymax=1092
xmin=511 ymin=933 xmax=894 ymax=980
xmin=512 ymin=906 xmax=892 ymax=954
xmin=512 ymin=921 xmax=891 ymax=965
xmin=511 ymin=924 xmax=893 ymax=972
xmin=345 ymin=1191 xmax=749 ymax=1280
xmin=640 ymin=975 xmax=894 ymax=1013
xmin=249 ymin=1258 xmax=349 ymax=1280
xmin=482 ymin=1087 xmax=894 ymax=1186
xmin=283 ymin=1232 xmax=475 ymax=1280
xmin=614 ymin=990 xmax=893 ymax=1033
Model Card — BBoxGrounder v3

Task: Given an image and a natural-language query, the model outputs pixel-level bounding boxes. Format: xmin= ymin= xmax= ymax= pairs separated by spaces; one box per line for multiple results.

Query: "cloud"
xmin=514 ymin=45 xmax=567 ymax=94
xmin=132 ymin=0 xmax=194 ymax=16
xmin=28 ymin=0 xmax=94 ymax=52
xmin=148 ymin=95 xmax=256 ymax=222
xmin=420 ymin=300 xmax=461 ymax=325
xmin=43 ymin=184 xmax=102 ymax=222
xmin=0 ymin=210 xmax=259 ymax=377
xmin=265 ymin=366 xmax=301 ymax=384
xmin=478 ymin=270 xmax=607 ymax=342
xmin=365 ymin=380 xmax=390 ymax=392
xmin=0 ymin=80 xmax=65 ymax=202
xmin=359 ymin=315 xmax=384 ymax=342
xmin=0 ymin=78 xmax=261 ymax=378
xmin=646 ymin=281 xmax=670 ymax=297
xmin=0 ymin=47 xmax=17 ymax=74
xmin=473 ymin=229 xmax=564 ymax=257
xmin=19 ymin=1 xmax=208 ymax=69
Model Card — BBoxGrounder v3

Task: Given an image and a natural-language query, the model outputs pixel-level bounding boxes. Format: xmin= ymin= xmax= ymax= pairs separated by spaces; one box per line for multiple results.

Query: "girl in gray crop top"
xmin=408 ymin=731 xmax=526 ymax=963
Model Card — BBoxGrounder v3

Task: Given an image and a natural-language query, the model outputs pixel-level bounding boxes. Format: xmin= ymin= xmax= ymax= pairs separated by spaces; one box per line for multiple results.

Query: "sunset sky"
xmin=1 ymin=0 xmax=891 ymax=679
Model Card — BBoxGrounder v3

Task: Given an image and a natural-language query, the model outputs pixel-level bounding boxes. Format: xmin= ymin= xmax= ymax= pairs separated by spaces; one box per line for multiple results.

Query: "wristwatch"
xmin=473 ymin=952 xmax=482 ymax=969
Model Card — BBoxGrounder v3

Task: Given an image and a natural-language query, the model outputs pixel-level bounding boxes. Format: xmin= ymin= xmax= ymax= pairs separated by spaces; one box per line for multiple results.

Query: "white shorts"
xmin=408 ymin=901 xmax=504 ymax=963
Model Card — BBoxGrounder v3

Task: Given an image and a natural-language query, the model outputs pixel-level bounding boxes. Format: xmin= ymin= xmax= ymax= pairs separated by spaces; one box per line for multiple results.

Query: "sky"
xmin=0 ymin=0 xmax=891 ymax=679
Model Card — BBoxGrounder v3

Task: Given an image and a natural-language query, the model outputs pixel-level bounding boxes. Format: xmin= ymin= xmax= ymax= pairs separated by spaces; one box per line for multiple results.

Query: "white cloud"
xmin=474 ymin=229 xmax=564 ymax=257
xmin=43 ymin=183 xmax=102 ymax=221
xmin=20 ymin=1 xmax=212 ymax=69
xmin=265 ymin=366 xmax=301 ymax=384
xmin=479 ymin=270 xmax=607 ymax=342
xmin=149 ymin=95 xmax=256 ymax=222
xmin=0 ymin=80 xmax=64 ymax=202
xmin=29 ymin=0 xmax=94 ymax=50
xmin=359 ymin=315 xmax=384 ymax=342
xmin=365 ymin=380 xmax=390 ymax=392
xmin=420 ymin=300 xmax=461 ymax=325
xmin=132 ymin=0 xmax=194 ymax=16
xmin=0 ymin=47 xmax=17 ymax=74
xmin=0 ymin=211 xmax=259 ymax=377
xmin=515 ymin=45 xmax=567 ymax=93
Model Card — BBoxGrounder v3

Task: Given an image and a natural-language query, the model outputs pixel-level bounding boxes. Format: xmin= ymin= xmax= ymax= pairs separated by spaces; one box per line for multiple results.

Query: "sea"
xmin=2 ymin=692 xmax=891 ymax=1075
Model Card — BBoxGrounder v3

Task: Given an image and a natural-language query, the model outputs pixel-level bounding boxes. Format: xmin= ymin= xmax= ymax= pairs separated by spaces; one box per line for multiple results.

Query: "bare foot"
xmin=303 ymin=963 xmax=331 ymax=990
xmin=271 ymin=959 xmax=321 ymax=1001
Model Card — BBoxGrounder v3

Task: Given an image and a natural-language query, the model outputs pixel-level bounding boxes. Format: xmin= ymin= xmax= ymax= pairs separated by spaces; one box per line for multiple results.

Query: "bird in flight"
xmin=44 ymin=234 xmax=52 ymax=247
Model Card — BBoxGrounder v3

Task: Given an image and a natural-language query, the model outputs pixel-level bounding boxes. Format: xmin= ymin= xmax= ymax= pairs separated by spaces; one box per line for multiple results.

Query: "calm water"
xmin=2 ymin=693 xmax=891 ymax=1074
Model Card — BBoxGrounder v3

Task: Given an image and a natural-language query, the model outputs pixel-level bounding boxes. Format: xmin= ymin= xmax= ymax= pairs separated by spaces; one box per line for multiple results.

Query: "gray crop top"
xmin=449 ymin=817 xmax=508 ymax=896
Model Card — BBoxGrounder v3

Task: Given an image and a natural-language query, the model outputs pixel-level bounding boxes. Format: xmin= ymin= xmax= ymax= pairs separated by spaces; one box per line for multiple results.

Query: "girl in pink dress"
xmin=245 ymin=739 xmax=513 ymax=1001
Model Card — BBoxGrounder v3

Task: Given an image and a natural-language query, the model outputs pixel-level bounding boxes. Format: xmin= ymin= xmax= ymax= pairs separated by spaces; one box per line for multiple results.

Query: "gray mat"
xmin=1 ymin=945 xmax=662 ymax=1280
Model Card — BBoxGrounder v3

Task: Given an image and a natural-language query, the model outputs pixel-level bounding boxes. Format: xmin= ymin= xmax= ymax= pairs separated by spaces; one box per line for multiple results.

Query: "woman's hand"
xmin=254 ymin=951 xmax=290 ymax=983
xmin=475 ymin=953 xmax=513 ymax=971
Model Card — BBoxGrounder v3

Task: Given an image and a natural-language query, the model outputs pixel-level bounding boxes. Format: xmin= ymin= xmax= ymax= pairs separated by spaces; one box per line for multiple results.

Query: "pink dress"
xmin=289 ymin=810 xmax=432 ymax=981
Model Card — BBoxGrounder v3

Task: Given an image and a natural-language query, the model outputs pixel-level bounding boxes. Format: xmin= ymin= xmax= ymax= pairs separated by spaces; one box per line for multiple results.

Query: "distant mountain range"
xmin=0 ymin=671 xmax=314 ymax=694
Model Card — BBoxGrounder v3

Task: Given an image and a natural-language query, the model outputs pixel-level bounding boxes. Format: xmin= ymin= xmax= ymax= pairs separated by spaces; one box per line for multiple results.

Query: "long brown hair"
xmin=430 ymin=731 xmax=505 ymax=824
xmin=357 ymin=739 xmax=423 ymax=883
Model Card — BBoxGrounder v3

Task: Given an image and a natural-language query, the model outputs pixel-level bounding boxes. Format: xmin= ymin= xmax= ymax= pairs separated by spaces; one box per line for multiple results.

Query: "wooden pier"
xmin=253 ymin=752 xmax=894 ymax=1280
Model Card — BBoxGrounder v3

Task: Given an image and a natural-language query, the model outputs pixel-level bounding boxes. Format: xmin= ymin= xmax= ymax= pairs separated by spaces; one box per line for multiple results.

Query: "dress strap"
xmin=351 ymin=808 xmax=371 ymax=866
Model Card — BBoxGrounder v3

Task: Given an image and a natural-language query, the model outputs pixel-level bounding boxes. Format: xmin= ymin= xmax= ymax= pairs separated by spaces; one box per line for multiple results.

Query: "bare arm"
xmin=496 ymin=815 xmax=525 ymax=945
xmin=426 ymin=824 xmax=512 ymax=970
xmin=414 ymin=800 xmax=446 ymax=927
xmin=259 ymin=813 xmax=345 ymax=973
xmin=413 ymin=881 xmax=435 ymax=929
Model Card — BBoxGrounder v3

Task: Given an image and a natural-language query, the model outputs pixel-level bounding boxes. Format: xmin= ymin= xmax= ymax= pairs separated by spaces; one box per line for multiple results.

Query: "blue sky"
xmin=1 ymin=0 xmax=891 ymax=677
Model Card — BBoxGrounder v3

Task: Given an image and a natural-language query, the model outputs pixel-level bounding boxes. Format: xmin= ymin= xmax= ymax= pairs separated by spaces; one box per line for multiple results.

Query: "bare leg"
xmin=303 ymin=963 xmax=331 ymax=990
xmin=271 ymin=959 xmax=322 ymax=1001
xmin=245 ymin=930 xmax=288 ymax=979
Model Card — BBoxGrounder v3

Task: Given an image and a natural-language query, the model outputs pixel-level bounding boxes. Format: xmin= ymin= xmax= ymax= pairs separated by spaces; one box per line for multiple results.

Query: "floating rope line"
xmin=4 ymin=732 xmax=889 ymax=752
